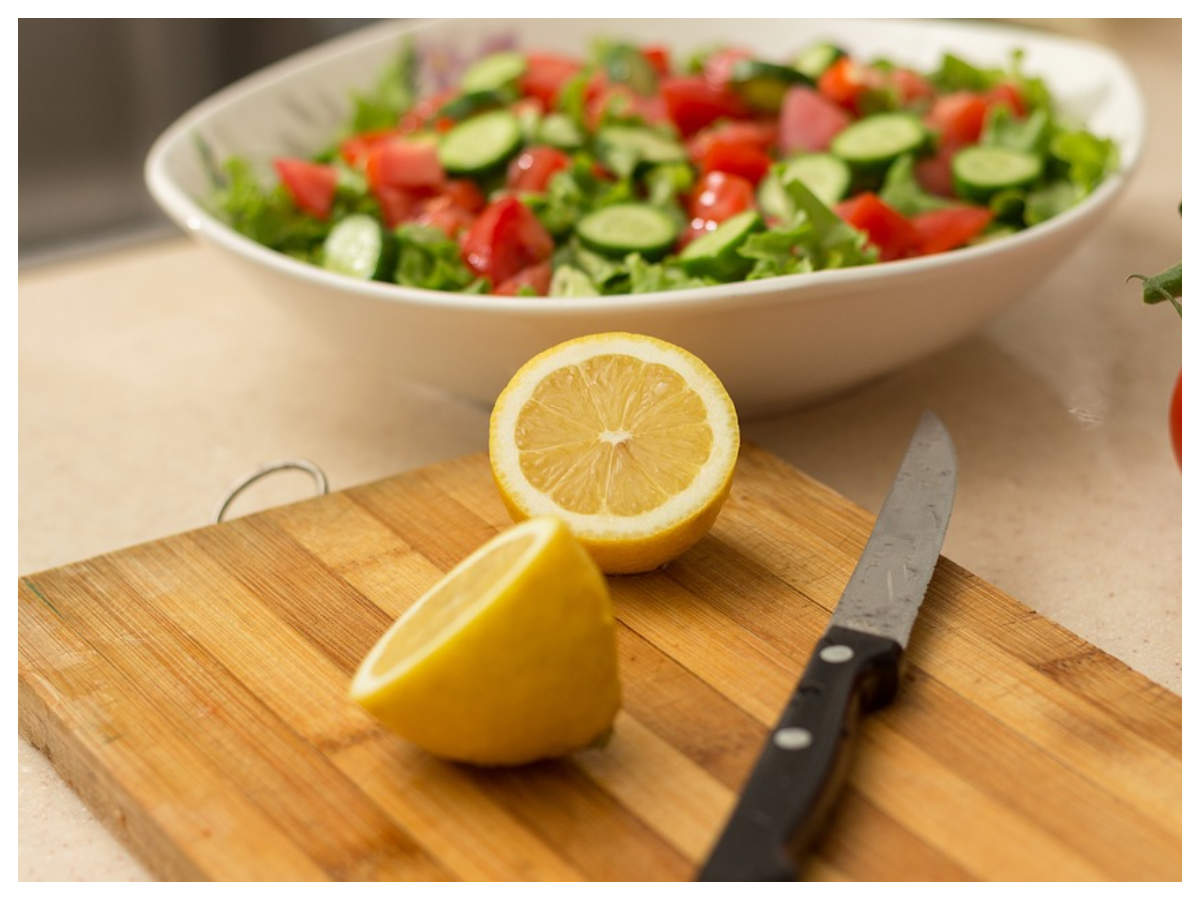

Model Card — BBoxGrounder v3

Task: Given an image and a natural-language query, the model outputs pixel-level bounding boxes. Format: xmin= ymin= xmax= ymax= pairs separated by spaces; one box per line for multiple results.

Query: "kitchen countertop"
xmin=18 ymin=18 xmax=1180 ymax=881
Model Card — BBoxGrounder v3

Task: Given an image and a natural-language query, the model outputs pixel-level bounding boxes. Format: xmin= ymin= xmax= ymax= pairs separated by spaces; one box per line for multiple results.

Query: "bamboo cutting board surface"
xmin=18 ymin=445 xmax=1181 ymax=881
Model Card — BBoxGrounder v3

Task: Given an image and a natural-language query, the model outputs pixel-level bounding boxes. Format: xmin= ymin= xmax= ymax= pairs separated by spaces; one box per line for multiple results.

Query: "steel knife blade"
xmin=698 ymin=410 xmax=957 ymax=881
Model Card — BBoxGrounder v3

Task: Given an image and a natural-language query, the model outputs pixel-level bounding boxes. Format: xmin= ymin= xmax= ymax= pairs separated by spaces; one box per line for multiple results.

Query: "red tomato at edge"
xmin=835 ymin=193 xmax=919 ymax=261
xmin=365 ymin=140 xmax=445 ymax=191
xmin=273 ymin=158 xmax=339 ymax=220
xmin=689 ymin=170 xmax=756 ymax=222
xmin=779 ymin=86 xmax=852 ymax=154
xmin=910 ymin=206 xmax=993 ymax=255
xmin=494 ymin=261 xmax=553 ymax=296
xmin=698 ymin=137 xmax=772 ymax=184
xmin=661 ymin=76 xmax=748 ymax=136
xmin=507 ymin=146 xmax=571 ymax=193
xmin=641 ymin=45 xmax=672 ymax=78
xmin=520 ymin=52 xmax=584 ymax=107
xmin=926 ymin=92 xmax=991 ymax=145
xmin=461 ymin=196 xmax=555 ymax=285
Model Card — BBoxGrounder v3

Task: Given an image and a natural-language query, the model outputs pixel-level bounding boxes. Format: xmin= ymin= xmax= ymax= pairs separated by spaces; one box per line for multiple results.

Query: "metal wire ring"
xmin=214 ymin=459 xmax=329 ymax=524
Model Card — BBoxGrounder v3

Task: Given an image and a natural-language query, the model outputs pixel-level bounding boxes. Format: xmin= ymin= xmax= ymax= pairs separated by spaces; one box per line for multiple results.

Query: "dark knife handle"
xmin=697 ymin=626 xmax=904 ymax=881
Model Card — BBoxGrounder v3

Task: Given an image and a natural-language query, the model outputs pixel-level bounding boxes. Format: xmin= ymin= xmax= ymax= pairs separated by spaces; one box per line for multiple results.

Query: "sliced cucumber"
xmin=594 ymin=125 xmax=687 ymax=175
xmin=549 ymin=265 xmax=600 ymax=297
xmin=679 ymin=209 xmax=763 ymax=280
xmin=323 ymin=214 xmax=392 ymax=281
xmin=438 ymin=109 xmax=522 ymax=175
xmin=538 ymin=113 xmax=585 ymax=149
xmin=793 ymin=42 xmax=846 ymax=81
xmin=729 ymin=59 xmax=812 ymax=112
xmin=831 ymin=113 xmax=928 ymax=171
xmin=461 ymin=51 xmax=526 ymax=93
xmin=575 ymin=203 xmax=680 ymax=259
xmin=952 ymin=146 xmax=1043 ymax=203
xmin=759 ymin=153 xmax=852 ymax=217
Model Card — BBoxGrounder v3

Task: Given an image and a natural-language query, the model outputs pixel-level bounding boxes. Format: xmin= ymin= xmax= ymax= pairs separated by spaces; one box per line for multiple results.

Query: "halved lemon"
xmin=349 ymin=517 xmax=619 ymax=766
xmin=489 ymin=332 xmax=740 ymax=574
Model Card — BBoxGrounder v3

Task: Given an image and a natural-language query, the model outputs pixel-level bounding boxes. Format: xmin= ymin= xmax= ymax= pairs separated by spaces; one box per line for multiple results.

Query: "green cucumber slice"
xmin=437 ymin=88 xmax=512 ymax=121
xmin=759 ymin=153 xmax=852 ymax=217
xmin=537 ymin=113 xmax=585 ymax=149
xmin=793 ymin=42 xmax=846 ymax=80
xmin=323 ymin=214 xmax=392 ymax=281
xmin=831 ymin=113 xmax=928 ymax=170
xmin=679 ymin=209 xmax=763 ymax=279
xmin=729 ymin=59 xmax=812 ymax=112
xmin=575 ymin=203 xmax=680 ymax=259
xmin=438 ymin=109 xmax=522 ymax=175
xmin=952 ymin=145 xmax=1043 ymax=202
xmin=461 ymin=51 xmax=527 ymax=93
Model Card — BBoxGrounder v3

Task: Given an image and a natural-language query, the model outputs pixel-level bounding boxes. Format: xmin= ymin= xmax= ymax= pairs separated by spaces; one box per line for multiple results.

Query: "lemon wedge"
xmin=490 ymin=332 xmax=739 ymax=574
xmin=349 ymin=516 xmax=619 ymax=766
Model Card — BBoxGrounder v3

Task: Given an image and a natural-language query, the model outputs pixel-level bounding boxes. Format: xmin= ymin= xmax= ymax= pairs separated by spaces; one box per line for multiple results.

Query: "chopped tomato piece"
xmin=687 ymin=120 xmax=777 ymax=163
xmin=339 ymin=128 xmax=400 ymax=168
xmin=688 ymin=170 xmax=755 ymax=223
xmin=779 ymin=86 xmax=851 ymax=154
xmin=817 ymin=57 xmax=885 ymax=112
xmin=985 ymin=82 xmax=1026 ymax=117
xmin=835 ymin=193 xmax=919 ymax=261
xmin=365 ymin=139 xmax=445 ymax=192
xmin=397 ymin=88 xmax=457 ymax=133
xmin=273 ymin=158 xmax=339 ymax=220
xmin=703 ymin=46 xmax=753 ymax=87
xmin=926 ymin=92 xmax=990 ymax=145
xmin=890 ymin=68 xmax=935 ymax=105
xmin=415 ymin=195 xmax=476 ymax=238
xmin=375 ymin=185 xmax=420 ymax=228
xmin=440 ymin=179 xmax=485 ymax=213
xmin=914 ymin=141 xmax=961 ymax=198
xmin=641 ymin=45 xmax=671 ymax=78
xmin=910 ymin=206 xmax=993 ymax=255
xmin=661 ymin=76 xmax=748 ymax=136
xmin=506 ymin=146 xmax=571 ymax=193
xmin=461 ymin=196 xmax=555 ymax=285
xmin=699 ymin=137 xmax=772 ymax=184
xmin=494 ymin=261 xmax=553 ymax=296
xmin=519 ymin=52 xmax=584 ymax=107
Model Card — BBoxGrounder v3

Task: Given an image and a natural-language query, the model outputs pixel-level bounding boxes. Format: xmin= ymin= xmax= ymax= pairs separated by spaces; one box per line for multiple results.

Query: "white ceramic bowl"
xmin=145 ymin=18 xmax=1144 ymax=417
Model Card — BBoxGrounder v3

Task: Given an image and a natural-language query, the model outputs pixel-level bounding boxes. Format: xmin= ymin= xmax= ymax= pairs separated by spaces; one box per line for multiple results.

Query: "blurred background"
xmin=18 ymin=19 xmax=370 ymax=263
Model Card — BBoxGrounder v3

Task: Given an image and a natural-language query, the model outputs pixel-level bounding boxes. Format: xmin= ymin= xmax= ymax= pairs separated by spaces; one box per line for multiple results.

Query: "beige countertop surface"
xmin=18 ymin=19 xmax=1180 ymax=881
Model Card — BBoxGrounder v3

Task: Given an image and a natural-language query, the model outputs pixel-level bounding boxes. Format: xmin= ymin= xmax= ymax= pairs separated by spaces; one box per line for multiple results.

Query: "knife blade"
xmin=697 ymin=410 xmax=957 ymax=881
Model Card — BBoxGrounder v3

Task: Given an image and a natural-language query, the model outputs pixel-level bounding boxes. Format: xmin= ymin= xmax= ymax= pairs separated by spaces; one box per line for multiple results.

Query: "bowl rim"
xmin=145 ymin=17 xmax=1146 ymax=317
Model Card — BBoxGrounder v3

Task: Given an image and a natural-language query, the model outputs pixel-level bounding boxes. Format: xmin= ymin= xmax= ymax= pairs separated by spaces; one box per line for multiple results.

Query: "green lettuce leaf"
xmin=392 ymin=224 xmax=478 ymax=291
xmin=981 ymin=106 xmax=1052 ymax=155
xmin=624 ymin=254 xmax=716 ymax=293
xmin=350 ymin=39 xmax=419 ymax=133
xmin=212 ymin=157 xmax=333 ymax=263
xmin=879 ymin=155 xmax=953 ymax=216
xmin=1023 ymin=179 xmax=1080 ymax=227
xmin=1049 ymin=130 xmax=1119 ymax=193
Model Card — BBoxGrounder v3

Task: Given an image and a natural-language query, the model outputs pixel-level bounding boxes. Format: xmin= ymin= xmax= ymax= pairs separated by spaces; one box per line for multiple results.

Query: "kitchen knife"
xmin=698 ymin=410 xmax=957 ymax=881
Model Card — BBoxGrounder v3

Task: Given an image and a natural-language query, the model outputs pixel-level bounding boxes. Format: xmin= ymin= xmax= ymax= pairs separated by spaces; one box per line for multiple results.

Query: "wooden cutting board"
xmin=18 ymin=445 xmax=1181 ymax=881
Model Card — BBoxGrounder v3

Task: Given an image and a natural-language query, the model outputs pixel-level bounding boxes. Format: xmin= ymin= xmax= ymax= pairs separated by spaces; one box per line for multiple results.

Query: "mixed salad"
xmin=212 ymin=37 xmax=1119 ymax=297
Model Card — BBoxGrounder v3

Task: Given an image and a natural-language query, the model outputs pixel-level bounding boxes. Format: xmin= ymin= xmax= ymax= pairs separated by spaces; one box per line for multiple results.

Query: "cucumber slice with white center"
xmin=595 ymin=125 xmax=687 ymax=167
xmin=461 ymin=51 xmax=526 ymax=93
xmin=952 ymin=146 xmax=1044 ymax=203
xmin=438 ymin=109 xmax=522 ymax=175
xmin=323 ymin=214 xmax=392 ymax=281
xmin=759 ymin=153 xmax=852 ymax=218
xmin=831 ymin=113 xmax=928 ymax=170
xmin=575 ymin=203 xmax=680 ymax=259
xmin=793 ymin=42 xmax=846 ymax=80
xmin=679 ymin=209 xmax=763 ymax=280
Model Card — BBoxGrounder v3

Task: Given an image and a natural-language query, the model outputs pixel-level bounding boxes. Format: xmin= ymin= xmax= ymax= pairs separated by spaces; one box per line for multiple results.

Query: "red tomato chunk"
xmin=835 ymin=193 xmax=919 ymax=261
xmin=274 ymin=158 xmax=339 ymax=220
xmin=779 ymin=87 xmax=851 ymax=154
xmin=461 ymin=196 xmax=555 ymax=285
